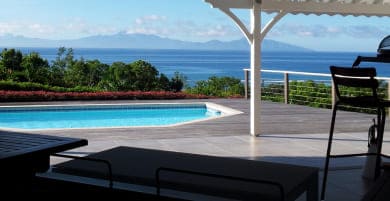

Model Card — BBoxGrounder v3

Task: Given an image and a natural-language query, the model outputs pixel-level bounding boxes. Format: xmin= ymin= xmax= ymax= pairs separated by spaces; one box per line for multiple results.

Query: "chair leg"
xmin=321 ymin=104 xmax=338 ymax=200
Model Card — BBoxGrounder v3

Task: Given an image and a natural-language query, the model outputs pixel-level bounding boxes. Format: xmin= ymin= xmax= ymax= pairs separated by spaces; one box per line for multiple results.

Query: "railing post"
xmin=284 ymin=73 xmax=289 ymax=104
xmin=244 ymin=69 xmax=249 ymax=99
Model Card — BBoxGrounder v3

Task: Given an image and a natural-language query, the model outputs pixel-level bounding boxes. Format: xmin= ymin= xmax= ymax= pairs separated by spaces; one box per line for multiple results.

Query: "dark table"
xmin=0 ymin=131 xmax=87 ymax=191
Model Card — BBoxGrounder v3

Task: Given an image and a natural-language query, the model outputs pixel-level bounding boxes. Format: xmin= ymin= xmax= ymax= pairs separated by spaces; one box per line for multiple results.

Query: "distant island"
xmin=0 ymin=33 xmax=312 ymax=52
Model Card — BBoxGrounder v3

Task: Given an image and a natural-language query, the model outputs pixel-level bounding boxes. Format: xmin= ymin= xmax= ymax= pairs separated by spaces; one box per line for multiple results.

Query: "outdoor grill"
xmin=353 ymin=35 xmax=390 ymax=66
xmin=377 ymin=35 xmax=390 ymax=57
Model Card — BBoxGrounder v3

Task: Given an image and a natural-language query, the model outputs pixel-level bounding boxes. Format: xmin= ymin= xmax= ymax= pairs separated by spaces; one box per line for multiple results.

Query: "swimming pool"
xmin=0 ymin=103 xmax=241 ymax=130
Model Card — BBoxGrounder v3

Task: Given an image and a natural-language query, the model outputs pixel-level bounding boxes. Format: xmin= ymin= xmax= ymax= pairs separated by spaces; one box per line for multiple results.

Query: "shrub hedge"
xmin=0 ymin=90 xmax=211 ymax=102
xmin=0 ymin=80 xmax=100 ymax=92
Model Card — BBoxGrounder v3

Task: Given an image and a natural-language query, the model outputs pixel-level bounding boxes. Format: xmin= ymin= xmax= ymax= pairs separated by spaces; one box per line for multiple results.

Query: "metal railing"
xmin=244 ymin=68 xmax=390 ymax=112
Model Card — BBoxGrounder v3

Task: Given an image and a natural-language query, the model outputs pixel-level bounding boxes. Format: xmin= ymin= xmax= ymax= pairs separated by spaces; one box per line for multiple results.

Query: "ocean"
xmin=11 ymin=47 xmax=390 ymax=85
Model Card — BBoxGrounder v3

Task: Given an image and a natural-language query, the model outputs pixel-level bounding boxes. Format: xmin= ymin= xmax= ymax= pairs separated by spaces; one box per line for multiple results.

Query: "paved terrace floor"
xmin=2 ymin=99 xmax=390 ymax=200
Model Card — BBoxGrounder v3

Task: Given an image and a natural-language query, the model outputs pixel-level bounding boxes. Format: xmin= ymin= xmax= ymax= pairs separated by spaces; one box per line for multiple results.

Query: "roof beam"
xmin=260 ymin=11 xmax=287 ymax=41
xmin=219 ymin=8 xmax=253 ymax=43
xmin=204 ymin=0 xmax=253 ymax=9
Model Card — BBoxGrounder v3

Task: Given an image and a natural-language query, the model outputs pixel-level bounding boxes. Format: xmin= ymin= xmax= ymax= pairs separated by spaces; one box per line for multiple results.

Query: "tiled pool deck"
xmin=2 ymin=99 xmax=390 ymax=200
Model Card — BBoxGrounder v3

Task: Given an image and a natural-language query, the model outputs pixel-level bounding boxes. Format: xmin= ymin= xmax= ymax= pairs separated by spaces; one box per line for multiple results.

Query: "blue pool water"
xmin=0 ymin=104 xmax=221 ymax=130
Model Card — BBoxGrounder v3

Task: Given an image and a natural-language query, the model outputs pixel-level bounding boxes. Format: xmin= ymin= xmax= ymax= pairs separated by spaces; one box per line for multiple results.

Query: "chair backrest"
xmin=330 ymin=66 xmax=379 ymax=102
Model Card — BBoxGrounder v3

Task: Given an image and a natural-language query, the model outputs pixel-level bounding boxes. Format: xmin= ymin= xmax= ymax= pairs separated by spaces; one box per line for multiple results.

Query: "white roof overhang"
xmin=205 ymin=0 xmax=390 ymax=17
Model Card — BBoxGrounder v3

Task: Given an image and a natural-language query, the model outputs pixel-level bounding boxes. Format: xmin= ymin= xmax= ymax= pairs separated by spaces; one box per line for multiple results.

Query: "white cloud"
xmin=127 ymin=15 xmax=174 ymax=36
xmin=0 ymin=22 xmax=23 ymax=35
xmin=345 ymin=25 xmax=386 ymax=38
xmin=271 ymin=23 xmax=386 ymax=39
xmin=64 ymin=18 xmax=97 ymax=35
xmin=272 ymin=24 xmax=337 ymax=37
xmin=0 ymin=22 xmax=57 ymax=37
xmin=171 ymin=20 xmax=241 ymax=41
xmin=0 ymin=14 xmax=242 ymax=42
xmin=28 ymin=23 xmax=55 ymax=34
xmin=135 ymin=15 xmax=167 ymax=25
xmin=195 ymin=25 xmax=232 ymax=37
xmin=127 ymin=27 xmax=159 ymax=35
xmin=0 ymin=19 xmax=121 ymax=39
xmin=126 ymin=16 xmax=242 ymax=42
xmin=145 ymin=15 xmax=167 ymax=21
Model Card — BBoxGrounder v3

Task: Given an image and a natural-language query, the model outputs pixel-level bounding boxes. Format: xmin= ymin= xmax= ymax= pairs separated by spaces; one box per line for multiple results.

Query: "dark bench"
xmin=49 ymin=146 xmax=318 ymax=201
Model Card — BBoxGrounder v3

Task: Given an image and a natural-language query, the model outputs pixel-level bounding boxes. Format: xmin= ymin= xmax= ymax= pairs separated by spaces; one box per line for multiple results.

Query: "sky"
xmin=0 ymin=0 xmax=389 ymax=52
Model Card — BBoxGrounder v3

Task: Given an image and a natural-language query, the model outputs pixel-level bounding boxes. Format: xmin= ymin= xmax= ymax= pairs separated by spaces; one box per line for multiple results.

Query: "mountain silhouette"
xmin=0 ymin=33 xmax=312 ymax=51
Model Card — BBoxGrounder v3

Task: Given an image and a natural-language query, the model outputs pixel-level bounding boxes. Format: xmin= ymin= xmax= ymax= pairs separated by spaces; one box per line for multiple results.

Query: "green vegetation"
xmin=261 ymin=81 xmax=336 ymax=109
xmin=0 ymin=47 xmax=246 ymax=100
xmin=289 ymin=80 xmax=332 ymax=108
xmin=0 ymin=47 xmax=185 ymax=93
xmin=261 ymin=80 xmax=388 ymax=113
xmin=186 ymin=76 xmax=245 ymax=97
xmin=7 ymin=46 xmax=384 ymax=107
xmin=0 ymin=80 xmax=99 ymax=92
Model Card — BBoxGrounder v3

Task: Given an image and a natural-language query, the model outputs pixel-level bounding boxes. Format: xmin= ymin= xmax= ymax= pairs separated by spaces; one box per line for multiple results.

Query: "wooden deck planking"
xmin=0 ymin=98 xmax=383 ymax=140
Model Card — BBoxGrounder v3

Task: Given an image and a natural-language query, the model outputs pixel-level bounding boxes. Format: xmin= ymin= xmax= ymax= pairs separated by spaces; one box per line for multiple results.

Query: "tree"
xmin=0 ymin=48 xmax=23 ymax=71
xmin=157 ymin=73 xmax=170 ymax=91
xmin=65 ymin=59 xmax=109 ymax=88
xmin=0 ymin=48 xmax=24 ymax=80
xmin=131 ymin=60 xmax=159 ymax=91
xmin=85 ymin=60 xmax=109 ymax=87
xmin=64 ymin=58 xmax=87 ymax=87
xmin=50 ymin=47 xmax=74 ymax=87
xmin=21 ymin=52 xmax=50 ymax=84
xmin=101 ymin=62 xmax=135 ymax=91
xmin=0 ymin=47 xmax=187 ymax=94
xmin=169 ymin=71 xmax=185 ymax=92
xmin=186 ymin=76 xmax=244 ymax=97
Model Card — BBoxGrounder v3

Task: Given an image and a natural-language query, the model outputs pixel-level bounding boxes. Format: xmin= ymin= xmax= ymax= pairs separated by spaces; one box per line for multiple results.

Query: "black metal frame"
xmin=321 ymin=66 xmax=390 ymax=200
xmin=155 ymin=167 xmax=285 ymax=201
xmin=52 ymin=153 xmax=113 ymax=189
xmin=352 ymin=55 xmax=390 ymax=67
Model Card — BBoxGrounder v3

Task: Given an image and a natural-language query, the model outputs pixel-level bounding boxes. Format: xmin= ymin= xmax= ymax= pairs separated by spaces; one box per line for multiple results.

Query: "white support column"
xmin=250 ymin=6 xmax=261 ymax=136
xmin=204 ymin=0 xmax=286 ymax=136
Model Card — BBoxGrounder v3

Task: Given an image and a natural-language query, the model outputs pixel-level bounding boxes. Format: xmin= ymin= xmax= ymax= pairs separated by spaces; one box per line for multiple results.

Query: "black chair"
xmin=321 ymin=66 xmax=390 ymax=200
